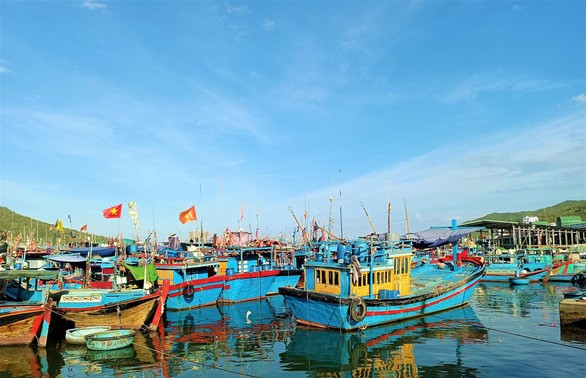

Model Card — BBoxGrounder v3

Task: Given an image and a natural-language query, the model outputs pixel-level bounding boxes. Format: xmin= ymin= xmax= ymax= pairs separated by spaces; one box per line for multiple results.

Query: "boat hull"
xmin=54 ymin=289 xmax=165 ymax=331
xmin=0 ymin=306 xmax=46 ymax=346
xmin=218 ymin=270 xmax=279 ymax=303
xmin=280 ymin=268 xmax=484 ymax=331
xmin=165 ymin=276 xmax=225 ymax=310
xmin=267 ymin=269 xmax=302 ymax=295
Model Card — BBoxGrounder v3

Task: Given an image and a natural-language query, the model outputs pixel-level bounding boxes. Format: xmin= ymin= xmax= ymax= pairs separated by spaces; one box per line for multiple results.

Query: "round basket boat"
xmin=85 ymin=329 xmax=137 ymax=351
xmin=65 ymin=326 xmax=111 ymax=345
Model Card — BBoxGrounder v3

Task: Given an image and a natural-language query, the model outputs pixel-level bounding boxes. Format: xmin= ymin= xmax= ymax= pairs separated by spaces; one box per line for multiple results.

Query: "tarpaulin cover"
xmin=406 ymin=227 xmax=482 ymax=248
xmin=121 ymin=261 xmax=159 ymax=283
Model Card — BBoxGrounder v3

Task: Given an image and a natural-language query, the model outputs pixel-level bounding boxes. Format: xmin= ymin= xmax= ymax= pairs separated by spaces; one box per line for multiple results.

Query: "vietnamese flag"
xmin=103 ymin=204 xmax=122 ymax=219
xmin=179 ymin=206 xmax=197 ymax=224
xmin=80 ymin=224 xmax=88 ymax=232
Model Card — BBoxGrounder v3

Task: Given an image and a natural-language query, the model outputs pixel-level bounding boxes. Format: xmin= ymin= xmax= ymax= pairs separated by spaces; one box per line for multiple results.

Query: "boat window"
xmin=328 ymin=271 xmax=333 ymax=284
xmin=334 ymin=271 xmax=339 ymax=285
xmin=316 ymin=269 xmax=321 ymax=284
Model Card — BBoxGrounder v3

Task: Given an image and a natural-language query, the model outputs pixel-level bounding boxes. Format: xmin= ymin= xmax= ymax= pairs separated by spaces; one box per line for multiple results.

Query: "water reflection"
xmin=0 ymin=345 xmax=63 ymax=377
xmin=1 ymin=288 xmax=584 ymax=377
xmin=280 ymin=305 xmax=487 ymax=377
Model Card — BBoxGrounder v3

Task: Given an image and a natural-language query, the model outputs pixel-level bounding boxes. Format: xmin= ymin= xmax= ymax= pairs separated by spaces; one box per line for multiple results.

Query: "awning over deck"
xmin=406 ymin=227 xmax=482 ymax=249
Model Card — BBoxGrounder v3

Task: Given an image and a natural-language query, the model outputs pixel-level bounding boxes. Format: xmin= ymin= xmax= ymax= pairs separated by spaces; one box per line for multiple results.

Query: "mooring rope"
xmin=428 ymin=312 xmax=586 ymax=351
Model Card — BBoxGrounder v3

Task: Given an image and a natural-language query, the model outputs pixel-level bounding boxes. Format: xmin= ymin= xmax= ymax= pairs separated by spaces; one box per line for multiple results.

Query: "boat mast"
xmin=403 ymin=198 xmax=410 ymax=239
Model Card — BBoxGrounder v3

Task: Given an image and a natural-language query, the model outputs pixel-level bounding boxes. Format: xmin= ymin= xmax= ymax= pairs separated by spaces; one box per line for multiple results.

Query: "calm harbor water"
xmin=1 ymin=282 xmax=585 ymax=377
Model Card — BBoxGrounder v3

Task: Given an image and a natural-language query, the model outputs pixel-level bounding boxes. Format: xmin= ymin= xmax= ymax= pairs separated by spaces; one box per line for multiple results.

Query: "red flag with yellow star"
xmin=103 ymin=204 xmax=122 ymax=219
xmin=179 ymin=206 xmax=197 ymax=224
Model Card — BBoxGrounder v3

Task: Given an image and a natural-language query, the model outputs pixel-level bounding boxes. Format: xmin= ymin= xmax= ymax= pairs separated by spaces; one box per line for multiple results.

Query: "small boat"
xmin=85 ymin=329 xmax=137 ymax=351
xmin=509 ymin=277 xmax=530 ymax=285
xmin=65 ymin=326 xmax=111 ymax=345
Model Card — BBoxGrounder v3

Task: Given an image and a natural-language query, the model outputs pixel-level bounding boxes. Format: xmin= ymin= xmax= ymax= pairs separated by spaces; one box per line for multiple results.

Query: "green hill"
xmin=467 ymin=200 xmax=586 ymax=224
xmin=0 ymin=206 xmax=108 ymax=246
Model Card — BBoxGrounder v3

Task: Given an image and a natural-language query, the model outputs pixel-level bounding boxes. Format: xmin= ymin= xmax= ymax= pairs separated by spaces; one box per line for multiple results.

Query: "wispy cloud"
xmin=281 ymin=112 xmax=585 ymax=236
xmin=81 ymin=1 xmax=107 ymax=11
xmin=572 ymin=93 xmax=586 ymax=104
xmin=263 ymin=19 xmax=275 ymax=31
xmin=0 ymin=65 xmax=7 ymax=73
xmin=441 ymin=71 xmax=563 ymax=104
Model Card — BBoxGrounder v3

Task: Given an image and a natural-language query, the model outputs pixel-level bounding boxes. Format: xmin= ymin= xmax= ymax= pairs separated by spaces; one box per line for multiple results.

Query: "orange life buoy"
xmin=27 ymin=242 xmax=37 ymax=251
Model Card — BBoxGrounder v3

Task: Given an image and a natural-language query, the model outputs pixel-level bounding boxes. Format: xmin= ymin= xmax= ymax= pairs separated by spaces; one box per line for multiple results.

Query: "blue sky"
xmin=1 ymin=1 xmax=585 ymax=242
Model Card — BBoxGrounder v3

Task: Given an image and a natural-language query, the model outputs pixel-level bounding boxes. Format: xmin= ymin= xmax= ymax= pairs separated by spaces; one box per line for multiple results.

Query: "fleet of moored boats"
xmin=1 ymin=222 xmax=585 ymax=351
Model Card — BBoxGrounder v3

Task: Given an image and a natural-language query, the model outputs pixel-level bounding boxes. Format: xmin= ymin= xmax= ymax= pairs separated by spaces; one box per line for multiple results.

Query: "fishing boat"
xmin=279 ymin=237 xmax=485 ymax=331
xmin=67 ymin=246 xmax=118 ymax=258
xmin=127 ymin=250 xmax=225 ymax=310
xmin=85 ymin=329 xmax=137 ymax=350
xmin=482 ymin=249 xmax=552 ymax=282
xmin=543 ymin=260 xmax=586 ymax=282
xmin=65 ymin=326 xmax=111 ymax=345
xmin=216 ymin=245 xmax=280 ymax=303
xmin=0 ymin=270 xmax=57 ymax=347
xmin=52 ymin=280 xmax=169 ymax=332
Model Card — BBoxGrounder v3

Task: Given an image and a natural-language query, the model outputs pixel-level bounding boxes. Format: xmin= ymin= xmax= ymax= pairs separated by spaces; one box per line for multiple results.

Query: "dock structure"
xmin=559 ymin=298 xmax=586 ymax=326
xmin=460 ymin=220 xmax=586 ymax=250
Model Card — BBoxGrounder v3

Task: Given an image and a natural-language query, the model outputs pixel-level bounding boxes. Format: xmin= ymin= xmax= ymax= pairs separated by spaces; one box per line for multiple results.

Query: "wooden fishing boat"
xmin=65 ymin=326 xmax=111 ymax=344
xmin=279 ymin=237 xmax=485 ymax=331
xmin=85 ymin=329 xmax=137 ymax=350
xmin=0 ymin=270 xmax=57 ymax=347
xmin=52 ymin=280 xmax=169 ymax=331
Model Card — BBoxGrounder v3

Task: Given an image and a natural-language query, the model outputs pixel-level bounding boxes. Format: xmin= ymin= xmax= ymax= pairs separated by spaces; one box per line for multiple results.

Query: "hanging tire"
xmin=183 ymin=284 xmax=195 ymax=302
xmin=348 ymin=297 xmax=367 ymax=323
xmin=571 ymin=273 xmax=585 ymax=284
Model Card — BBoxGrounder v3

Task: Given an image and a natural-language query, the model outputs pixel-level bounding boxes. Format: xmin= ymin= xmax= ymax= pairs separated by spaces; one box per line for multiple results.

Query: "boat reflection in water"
xmin=58 ymin=327 xmax=167 ymax=377
xmin=280 ymin=305 xmax=487 ymax=377
xmin=161 ymin=298 xmax=295 ymax=377
xmin=0 ymin=345 xmax=64 ymax=377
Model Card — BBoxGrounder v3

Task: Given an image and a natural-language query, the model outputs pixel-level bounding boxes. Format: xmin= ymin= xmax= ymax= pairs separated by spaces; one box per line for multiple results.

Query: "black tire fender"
xmin=349 ymin=296 xmax=367 ymax=323
xmin=183 ymin=284 xmax=195 ymax=302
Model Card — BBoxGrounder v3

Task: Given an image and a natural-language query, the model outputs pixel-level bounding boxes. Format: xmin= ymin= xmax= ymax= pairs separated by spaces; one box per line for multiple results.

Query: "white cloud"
xmin=572 ymin=93 xmax=586 ymax=104
xmin=0 ymin=65 xmax=7 ymax=73
xmin=280 ymin=112 xmax=586 ymax=237
xmin=263 ymin=19 xmax=275 ymax=31
xmin=81 ymin=1 xmax=107 ymax=11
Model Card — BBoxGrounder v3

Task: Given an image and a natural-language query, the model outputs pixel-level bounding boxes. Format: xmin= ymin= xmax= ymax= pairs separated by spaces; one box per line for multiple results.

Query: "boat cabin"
xmin=302 ymin=241 xmax=414 ymax=299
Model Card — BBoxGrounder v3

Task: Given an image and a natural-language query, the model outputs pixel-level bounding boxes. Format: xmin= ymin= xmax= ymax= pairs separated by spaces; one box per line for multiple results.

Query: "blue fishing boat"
xmin=279 ymin=238 xmax=485 ymax=331
xmin=67 ymin=246 xmax=118 ymax=258
xmin=216 ymin=246 xmax=280 ymax=303
xmin=150 ymin=254 xmax=225 ymax=310
xmin=483 ymin=249 xmax=552 ymax=282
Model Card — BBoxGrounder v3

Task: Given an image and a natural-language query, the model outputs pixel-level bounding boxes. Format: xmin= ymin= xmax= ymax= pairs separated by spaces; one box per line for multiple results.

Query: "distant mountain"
xmin=467 ymin=200 xmax=586 ymax=224
xmin=0 ymin=206 xmax=108 ymax=244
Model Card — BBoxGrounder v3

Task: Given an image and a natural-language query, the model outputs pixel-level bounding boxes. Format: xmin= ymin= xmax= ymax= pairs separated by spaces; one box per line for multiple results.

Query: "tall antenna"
xmin=221 ymin=169 xmax=225 ymax=227
xmin=403 ymin=198 xmax=410 ymax=239
xmin=387 ymin=180 xmax=391 ymax=235
xmin=360 ymin=202 xmax=378 ymax=236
